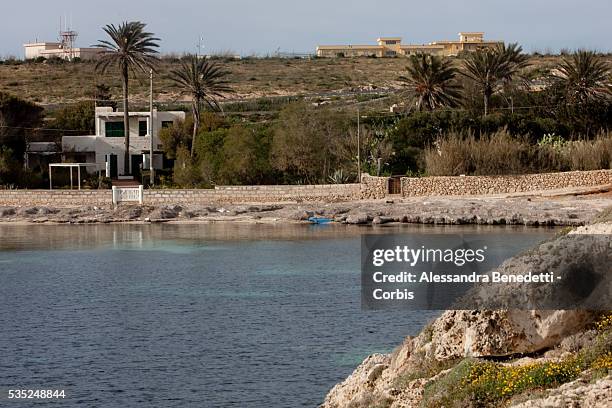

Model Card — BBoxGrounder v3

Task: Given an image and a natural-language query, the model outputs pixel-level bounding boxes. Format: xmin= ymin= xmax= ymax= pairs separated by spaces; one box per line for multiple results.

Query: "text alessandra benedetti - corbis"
xmin=372 ymin=271 xmax=558 ymax=283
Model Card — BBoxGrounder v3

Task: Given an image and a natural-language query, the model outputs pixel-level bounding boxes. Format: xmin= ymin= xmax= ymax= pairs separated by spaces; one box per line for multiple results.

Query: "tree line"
xmin=1 ymin=21 xmax=611 ymax=188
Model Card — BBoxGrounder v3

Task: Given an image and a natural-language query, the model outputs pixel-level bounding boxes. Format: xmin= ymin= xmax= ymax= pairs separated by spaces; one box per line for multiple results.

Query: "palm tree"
xmin=462 ymin=43 xmax=530 ymax=115
xmin=94 ymin=21 xmax=160 ymax=175
xmin=399 ymin=53 xmax=462 ymax=111
xmin=550 ymin=50 xmax=611 ymax=105
xmin=169 ymin=54 xmax=232 ymax=156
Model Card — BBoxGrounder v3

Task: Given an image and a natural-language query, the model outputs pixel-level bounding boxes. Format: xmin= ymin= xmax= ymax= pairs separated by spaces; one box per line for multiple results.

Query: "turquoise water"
xmin=0 ymin=224 xmax=554 ymax=407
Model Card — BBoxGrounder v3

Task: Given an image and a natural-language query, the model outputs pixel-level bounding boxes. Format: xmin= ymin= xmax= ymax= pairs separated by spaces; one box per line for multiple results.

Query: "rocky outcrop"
xmin=321 ymin=222 xmax=612 ymax=408
xmin=425 ymin=310 xmax=595 ymax=361
xmin=346 ymin=213 xmax=371 ymax=224
xmin=149 ymin=205 xmax=182 ymax=219
xmin=0 ymin=193 xmax=609 ymax=226
xmin=321 ymin=311 xmax=601 ymax=408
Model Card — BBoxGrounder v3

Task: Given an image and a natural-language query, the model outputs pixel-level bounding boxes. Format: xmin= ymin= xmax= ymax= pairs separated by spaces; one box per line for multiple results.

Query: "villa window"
xmin=161 ymin=121 xmax=174 ymax=129
xmin=105 ymin=121 xmax=124 ymax=137
xmin=139 ymin=120 xmax=148 ymax=136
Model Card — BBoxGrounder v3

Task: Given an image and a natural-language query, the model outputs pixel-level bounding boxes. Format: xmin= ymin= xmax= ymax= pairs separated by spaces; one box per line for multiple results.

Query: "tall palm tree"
xmin=462 ymin=43 xmax=530 ymax=115
xmin=169 ymin=54 xmax=232 ymax=156
xmin=94 ymin=21 xmax=159 ymax=175
xmin=498 ymin=43 xmax=531 ymax=82
xmin=550 ymin=50 xmax=611 ymax=105
xmin=399 ymin=53 xmax=462 ymax=111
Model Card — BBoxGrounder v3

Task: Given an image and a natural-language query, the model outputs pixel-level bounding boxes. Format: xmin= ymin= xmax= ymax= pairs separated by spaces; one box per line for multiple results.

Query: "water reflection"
xmin=0 ymin=223 xmax=556 ymax=251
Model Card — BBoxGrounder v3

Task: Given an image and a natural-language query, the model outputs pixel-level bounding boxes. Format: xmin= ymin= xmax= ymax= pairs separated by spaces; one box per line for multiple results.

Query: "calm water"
xmin=0 ymin=224 xmax=554 ymax=407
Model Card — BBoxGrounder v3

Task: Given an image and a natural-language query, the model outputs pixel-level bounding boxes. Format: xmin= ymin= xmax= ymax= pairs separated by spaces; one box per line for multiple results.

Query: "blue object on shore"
xmin=308 ymin=216 xmax=332 ymax=224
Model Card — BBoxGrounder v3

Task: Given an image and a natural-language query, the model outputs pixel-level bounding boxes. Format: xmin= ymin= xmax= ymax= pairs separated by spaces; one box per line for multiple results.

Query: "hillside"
xmin=0 ymin=54 xmax=601 ymax=107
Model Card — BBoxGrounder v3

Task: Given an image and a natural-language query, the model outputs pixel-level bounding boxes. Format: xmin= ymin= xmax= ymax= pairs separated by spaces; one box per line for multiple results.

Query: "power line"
xmin=0 ymin=125 xmax=91 ymax=133
xmin=0 ymin=100 xmax=603 ymax=133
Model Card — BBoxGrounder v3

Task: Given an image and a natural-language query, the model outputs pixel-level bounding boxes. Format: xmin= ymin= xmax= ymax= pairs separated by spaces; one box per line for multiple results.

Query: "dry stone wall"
xmin=0 ymin=170 xmax=610 ymax=207
xmin=401 ymin=170 xmax=612 ymax=197
xmin=0 ymin=190 xmax=111 ymax=206
xmin=0 ymin=184 xmax=361 ymax=207
xmin=145 ymin=184 xmax=360 ymax=204
xmin=360 ymin=174 xmax=387 ymax=199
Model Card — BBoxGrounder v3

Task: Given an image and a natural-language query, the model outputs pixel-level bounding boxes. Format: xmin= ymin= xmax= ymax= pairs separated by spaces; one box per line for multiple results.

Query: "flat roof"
xmin=317 ymin=45 xmax=383 ymax=50
xmin=432 ymin=40 xmax=502 ymax=45
xmin=38 ymin=47 xmax=102 ymax=52
xmin=49 ymin=163 xmax=98 ymax=167
xmin=401 ymin=44 xmax=445 ymax=49
xmin=458 ymin=32 xmax=485 ymax=35
xmin=98 ymin=111 xmax=183 ymax=117
xmin=23 ymin=42 xmax=61 ymax=47
xmin=73 ymin=47 xmax=103 ymax=52
xmin=98 ymin=111 xmax=154 ymax=117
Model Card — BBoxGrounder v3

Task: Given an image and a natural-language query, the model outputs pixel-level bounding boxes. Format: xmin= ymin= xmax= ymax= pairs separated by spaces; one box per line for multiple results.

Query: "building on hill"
xmin=24 ymin=42 xmax=103 ymax=61
xmin=316 ymin=32 xmax=502 ymax=58
xmin=62 ymin=107 xmax=185 ymax=178
xmin=24 ymin=24 xmax=102 ymax=61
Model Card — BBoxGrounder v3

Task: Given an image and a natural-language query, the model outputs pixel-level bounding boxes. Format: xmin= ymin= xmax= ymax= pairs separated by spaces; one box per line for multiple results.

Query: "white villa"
xmin=24 ymin=42 xmax=102 ymax=61
xmin=62 ymin=107 xmax=185 ymax=177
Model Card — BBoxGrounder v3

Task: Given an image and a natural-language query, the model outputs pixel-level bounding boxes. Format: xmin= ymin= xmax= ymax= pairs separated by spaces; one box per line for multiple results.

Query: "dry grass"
xmin=1 ymin=54 xmax=606 ymax=107
xmin=0 ymin=57 xmax=409 ymax=106
xmin=566 ymin=136 xmax=612 ymax=171
xmin=424 ymin=130 xmax=533 ymax=176
xmin=424 ymin=130 xmax=612 ymax=176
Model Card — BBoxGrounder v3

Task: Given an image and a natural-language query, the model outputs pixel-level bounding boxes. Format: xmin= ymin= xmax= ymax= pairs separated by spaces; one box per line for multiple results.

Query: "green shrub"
xmin=421 ymin=358 xmax=583 ymax=408
xmin=172 ymin=146 xmax=204 ymax=187
xmin=51 ymin=101 xmax=95 ymax=133
xmin=271 ymin=102 xmax=356 ymax=183
xmin=0 ymin=91 xmax=44 ymax=160
xmin=420 ymin=317 xmax=612 ymax=408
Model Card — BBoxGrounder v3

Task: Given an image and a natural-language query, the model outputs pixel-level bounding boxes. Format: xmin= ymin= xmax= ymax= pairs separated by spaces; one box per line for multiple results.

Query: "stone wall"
xmin=0 ymin=184 xmax=361 ymax=207
xmin=0 ymin=190 xmax=111 ymax=206
xmin=145 ymin=184 xmax=360 ymax=204
xmin=360 ymin=174 xmax=387 ymax=199
xmin=401 ymin=169 xmax=612 ymax=197
xmin=1 ymin=170 xmax=610 ymax=207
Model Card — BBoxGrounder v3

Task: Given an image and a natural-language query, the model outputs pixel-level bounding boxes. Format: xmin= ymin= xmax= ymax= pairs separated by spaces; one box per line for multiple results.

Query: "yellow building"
xmin=316 ymin=32 xmax=502 ymax=58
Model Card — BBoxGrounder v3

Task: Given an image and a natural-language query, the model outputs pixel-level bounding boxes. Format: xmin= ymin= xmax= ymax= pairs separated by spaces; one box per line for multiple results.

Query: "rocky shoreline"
xmin=321 ymin=217 xmax=612 ymax=408
xmin=2 ymin=192 xmax=611 ymax=406
xmin=0 ymin=192 xmax=610 ymax=226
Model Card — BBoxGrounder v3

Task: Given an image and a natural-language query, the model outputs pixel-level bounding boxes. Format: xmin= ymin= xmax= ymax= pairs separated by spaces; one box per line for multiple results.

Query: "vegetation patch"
xmin=419 ymin=314 xmax=612 ymax=407
xmin=423 ymin=130 xmax=612 ymax=176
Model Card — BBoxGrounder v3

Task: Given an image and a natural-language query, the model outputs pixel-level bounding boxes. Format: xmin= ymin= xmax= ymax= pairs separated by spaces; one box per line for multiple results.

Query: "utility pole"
xmin=197 ymin=36 xmax=204 ymax=58
xmin=149 ymin=69 xmax=154 ymax=186
xmin=357 ymin=108 xmax=361 ymax=183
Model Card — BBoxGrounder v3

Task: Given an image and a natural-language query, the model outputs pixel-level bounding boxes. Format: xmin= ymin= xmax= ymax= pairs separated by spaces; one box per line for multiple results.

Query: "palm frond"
xmin=549 ymin=50 xmax=611 ymax=104
xmin=93 ymin=21 xmax=160 ymax=74
xmin=399 ymin=53 xmax=462 ymax=110
xmin=168 ymin=54 xmax=233 ymax=110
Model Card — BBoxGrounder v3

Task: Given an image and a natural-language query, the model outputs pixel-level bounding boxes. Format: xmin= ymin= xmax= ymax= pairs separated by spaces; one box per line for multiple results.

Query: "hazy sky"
xmin=2 ymin=0 xmax=611 ymax=57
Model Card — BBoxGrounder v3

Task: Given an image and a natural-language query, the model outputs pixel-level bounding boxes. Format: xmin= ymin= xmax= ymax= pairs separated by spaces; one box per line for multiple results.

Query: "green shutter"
xmin=105 ymin=121 xmax=124 ymax=137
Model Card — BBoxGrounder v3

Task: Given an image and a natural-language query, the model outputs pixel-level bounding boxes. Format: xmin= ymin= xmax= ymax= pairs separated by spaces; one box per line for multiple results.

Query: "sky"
xmin=2 ymin=0 xmax=611 ymax=58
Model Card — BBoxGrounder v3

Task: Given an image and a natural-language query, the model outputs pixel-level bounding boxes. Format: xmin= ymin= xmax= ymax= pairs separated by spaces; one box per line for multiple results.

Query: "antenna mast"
xmin=59 ymin=14 xmax=78 ymax=61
